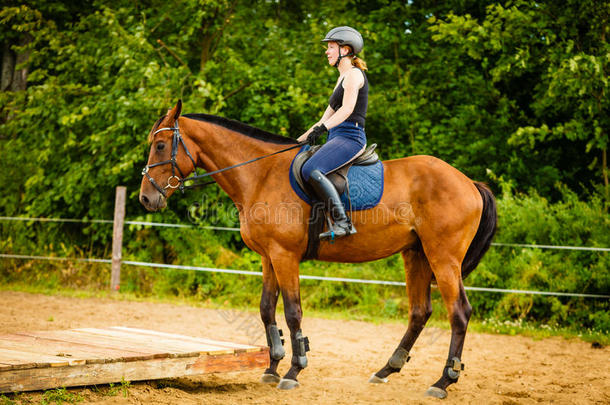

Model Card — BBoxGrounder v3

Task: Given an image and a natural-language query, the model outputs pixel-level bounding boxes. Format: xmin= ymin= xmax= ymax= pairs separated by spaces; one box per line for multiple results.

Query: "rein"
xmin=142 ymin=119 xmax=305 ymax=197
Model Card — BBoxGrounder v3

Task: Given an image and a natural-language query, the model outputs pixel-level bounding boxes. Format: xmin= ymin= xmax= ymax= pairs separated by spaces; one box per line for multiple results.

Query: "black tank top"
xmin=328 ymin=68 xmax=368 ymax=127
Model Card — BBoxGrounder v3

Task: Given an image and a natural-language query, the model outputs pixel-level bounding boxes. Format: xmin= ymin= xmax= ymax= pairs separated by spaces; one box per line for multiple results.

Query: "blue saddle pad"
xmin=289 ymin=145 xmax=384 ymax=210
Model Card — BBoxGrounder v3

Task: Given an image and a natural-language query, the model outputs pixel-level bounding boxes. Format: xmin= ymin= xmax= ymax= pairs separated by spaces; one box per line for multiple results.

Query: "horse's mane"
xmin=183 ymin=113 xmax=298 ymax=145
xmin=148 ymin=113 xmax=299 ymax=145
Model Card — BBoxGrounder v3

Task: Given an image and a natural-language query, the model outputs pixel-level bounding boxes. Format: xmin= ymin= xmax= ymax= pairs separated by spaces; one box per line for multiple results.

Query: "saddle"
xmin=292 ymin=143 xmax=379 ymax=199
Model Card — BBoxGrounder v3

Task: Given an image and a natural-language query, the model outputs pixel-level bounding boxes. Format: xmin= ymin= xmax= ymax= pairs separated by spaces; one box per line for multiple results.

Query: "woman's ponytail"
xmin=352 ymin=55 xmax=368 ymax=71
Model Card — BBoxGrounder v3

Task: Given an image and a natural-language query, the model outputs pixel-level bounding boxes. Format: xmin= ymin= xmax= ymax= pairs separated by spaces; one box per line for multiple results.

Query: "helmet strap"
xmin=334 ymin=48 xmax=354 ymax=68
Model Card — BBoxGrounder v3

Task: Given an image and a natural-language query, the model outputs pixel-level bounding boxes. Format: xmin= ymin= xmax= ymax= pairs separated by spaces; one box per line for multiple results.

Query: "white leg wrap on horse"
xmin=291 ymin=330 xmax=310 ymax=369
xmin=388 ymin=347 xmax=411 ymax=369
xmin=446 ymin=356 xmax=464 ymax=380
xmin=265 ymin=324 xmax=285 ymax=361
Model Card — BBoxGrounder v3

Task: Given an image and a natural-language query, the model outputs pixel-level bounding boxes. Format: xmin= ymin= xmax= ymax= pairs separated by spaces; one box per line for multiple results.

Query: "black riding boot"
xmin=307 ymin=170 xmax=356 ymax=240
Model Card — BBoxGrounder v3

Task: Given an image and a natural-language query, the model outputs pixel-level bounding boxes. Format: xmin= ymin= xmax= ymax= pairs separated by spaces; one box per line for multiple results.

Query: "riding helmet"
xmin=321 ymin=26 xmax=364 ymax=54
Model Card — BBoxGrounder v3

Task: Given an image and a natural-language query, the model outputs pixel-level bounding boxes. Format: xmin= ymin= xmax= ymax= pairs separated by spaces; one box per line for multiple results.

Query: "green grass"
xmin=469 ymin=317 xmax=610 ymax=345
xmin=0 ymin=394 xmax=15 ymax=405
xmin=105 ymin=379 xmax=131 ymax=398
xmin=2 ymin=388 xmax=83 ymax=405
xmin=40 ymin=388 xmax=83 ymax=405
xmin=1 ymin=280 xmax=607 ymax=346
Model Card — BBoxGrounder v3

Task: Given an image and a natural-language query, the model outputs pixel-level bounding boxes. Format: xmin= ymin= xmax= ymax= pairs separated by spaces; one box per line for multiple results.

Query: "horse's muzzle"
xmin=139 ymin=190 xmax=167 ymax=211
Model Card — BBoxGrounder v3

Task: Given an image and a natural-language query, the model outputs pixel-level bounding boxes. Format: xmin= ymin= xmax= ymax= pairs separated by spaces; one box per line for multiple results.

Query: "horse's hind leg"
xmin=425 ymin=257 xmax=472 ymax=399
xmin=370 ymin=247 xmax=433 ymax=383
xmin=259 ymin=256 xmax=285 ymax=383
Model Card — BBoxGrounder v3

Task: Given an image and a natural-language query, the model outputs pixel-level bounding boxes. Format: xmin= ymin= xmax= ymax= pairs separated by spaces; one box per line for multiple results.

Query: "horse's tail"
xmin=461 ymin=182 xmax=497 ymax=279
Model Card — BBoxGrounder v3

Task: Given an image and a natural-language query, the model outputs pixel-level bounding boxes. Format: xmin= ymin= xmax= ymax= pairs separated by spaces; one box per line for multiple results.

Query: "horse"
xmin=139 ymin=101 xmax=497 ymax=399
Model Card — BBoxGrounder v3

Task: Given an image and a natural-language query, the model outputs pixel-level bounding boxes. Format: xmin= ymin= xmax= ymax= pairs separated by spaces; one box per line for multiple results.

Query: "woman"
xmin=297 ymin=26 xmax=369 ymax=240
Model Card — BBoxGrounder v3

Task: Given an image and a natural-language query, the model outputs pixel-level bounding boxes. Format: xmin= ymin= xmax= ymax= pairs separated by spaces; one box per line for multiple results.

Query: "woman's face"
xmin=325 ymin=42 xmax=341 ymax=66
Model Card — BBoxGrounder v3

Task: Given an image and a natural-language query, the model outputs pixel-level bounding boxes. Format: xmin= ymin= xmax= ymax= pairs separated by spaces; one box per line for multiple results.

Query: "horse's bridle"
xmin=141 ymin=119 xmax=198 ymax=197
xmin=142 ymin=118 xmax=305 ymax=197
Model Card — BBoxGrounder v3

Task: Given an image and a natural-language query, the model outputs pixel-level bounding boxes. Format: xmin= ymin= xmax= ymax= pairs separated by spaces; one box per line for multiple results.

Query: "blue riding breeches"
xmin=301 ymin=121 xmax=366 ymax=182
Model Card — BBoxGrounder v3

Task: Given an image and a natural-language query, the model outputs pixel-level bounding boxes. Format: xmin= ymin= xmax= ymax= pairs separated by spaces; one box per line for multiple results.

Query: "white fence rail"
xmin=1 ymin=253 xmax=608 ymax=299
xmin=2 ymin=216 xmax=608 ymax=252
xmin=1 ymin=187 xmax=608 ymax=298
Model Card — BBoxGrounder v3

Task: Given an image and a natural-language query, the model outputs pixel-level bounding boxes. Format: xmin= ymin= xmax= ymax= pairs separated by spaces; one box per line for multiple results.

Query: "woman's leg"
xmin=301 ymin=136 xmax=365 ymax=239
xmin=301 ymin=136 xmax=365 ymax=181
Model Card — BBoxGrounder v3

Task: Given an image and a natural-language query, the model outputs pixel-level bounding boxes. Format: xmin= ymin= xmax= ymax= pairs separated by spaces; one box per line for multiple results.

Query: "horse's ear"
xmin=167 ymin=100 xmax=182 ymax=122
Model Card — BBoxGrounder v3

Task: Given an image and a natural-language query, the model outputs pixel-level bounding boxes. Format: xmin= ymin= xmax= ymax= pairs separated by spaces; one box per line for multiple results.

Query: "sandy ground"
xmin=0 ymin=290 xmax=608 ymax=404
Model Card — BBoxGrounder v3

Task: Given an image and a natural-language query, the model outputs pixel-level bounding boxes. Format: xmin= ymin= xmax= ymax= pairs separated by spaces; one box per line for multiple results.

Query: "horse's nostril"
xmin=141 ymin=194 xmax=150 ymax=205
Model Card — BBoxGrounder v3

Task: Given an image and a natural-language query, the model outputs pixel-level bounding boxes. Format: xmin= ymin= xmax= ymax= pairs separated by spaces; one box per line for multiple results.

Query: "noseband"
xmin=141 ymin=119 xmax=198 ymax=197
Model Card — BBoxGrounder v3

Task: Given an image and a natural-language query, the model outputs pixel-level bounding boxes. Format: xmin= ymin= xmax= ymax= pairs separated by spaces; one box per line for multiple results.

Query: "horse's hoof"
xmin=260 ymin=373 xmax=281 ymax=384
xmin=425 ymin=386 xmax=448 ymax=399
xmin=368 ymin=374 xmax=388 ymax=384
xmin=277 ymin=378 xmax=300 ymax=390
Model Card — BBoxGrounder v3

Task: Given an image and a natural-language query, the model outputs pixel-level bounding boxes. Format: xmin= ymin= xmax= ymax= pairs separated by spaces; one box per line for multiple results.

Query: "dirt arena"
xmin=0 ymin=291 xmax=608 ymax=404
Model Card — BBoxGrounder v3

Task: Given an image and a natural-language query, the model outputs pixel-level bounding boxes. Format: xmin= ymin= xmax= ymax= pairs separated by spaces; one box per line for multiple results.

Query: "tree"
xmin=428 ymin=0 xmax=609 ymax=198
xmin=510 ymin=0 xmax=609 ymax=205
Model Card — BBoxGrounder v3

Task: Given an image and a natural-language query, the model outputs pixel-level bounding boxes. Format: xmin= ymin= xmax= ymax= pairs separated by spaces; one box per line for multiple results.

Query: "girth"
xmin=292 ymin=143 xmax=379 ymax=198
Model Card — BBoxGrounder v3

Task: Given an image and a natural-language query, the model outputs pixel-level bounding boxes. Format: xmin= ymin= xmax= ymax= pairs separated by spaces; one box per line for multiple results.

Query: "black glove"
xmin=306 ymin=124 xmax=327 ymax=145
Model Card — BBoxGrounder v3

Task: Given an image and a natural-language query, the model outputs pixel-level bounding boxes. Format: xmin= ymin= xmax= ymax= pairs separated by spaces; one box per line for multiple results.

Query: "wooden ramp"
xmin=0 ymin=327 xmax=268 ymax=393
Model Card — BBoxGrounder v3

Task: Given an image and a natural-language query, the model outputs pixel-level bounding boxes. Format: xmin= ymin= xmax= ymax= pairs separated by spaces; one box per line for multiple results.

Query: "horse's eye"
xmin=156 ymin=143 xmax=165 ymax=151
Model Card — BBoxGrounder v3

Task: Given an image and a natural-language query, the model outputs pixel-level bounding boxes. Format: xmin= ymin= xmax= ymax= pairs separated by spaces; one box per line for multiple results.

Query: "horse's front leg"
xmin=260 ymin=256 xmax=285 ymax=384
xmin=270 ymin=251 xmax=309 ymax=390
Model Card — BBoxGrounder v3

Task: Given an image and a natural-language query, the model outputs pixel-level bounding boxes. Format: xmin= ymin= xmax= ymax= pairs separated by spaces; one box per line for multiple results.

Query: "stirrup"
xmin=319 ymin=221 xmax=356 ymax=241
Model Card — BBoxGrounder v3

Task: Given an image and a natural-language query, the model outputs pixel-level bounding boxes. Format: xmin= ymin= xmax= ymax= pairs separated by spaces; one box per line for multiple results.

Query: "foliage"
xmin=40 ymin=388 xmax=83 ymax=405
xmin=0 ymin=1 xmax=609 ymax=336
xmin=105 ymin=378 xmax=131 ymax=398
xmin=468 ymin=182 xmax=609 ymax=331
xmin=1 ymin=1 xmax=608 ymax=222
xmin=0 ymin=395 xmax=14 ymax=405
xmin=427 ymin=0 xmax=609 ymax=197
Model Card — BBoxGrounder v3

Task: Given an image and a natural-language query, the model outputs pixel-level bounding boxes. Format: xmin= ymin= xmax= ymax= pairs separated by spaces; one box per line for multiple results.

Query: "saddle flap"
xmin=291 ymin=143 xmax=380 ymax=200
xmin=353 ymin=143 xmax=378 ymax=166
xmin=291 ymin=145 xmax=321 ymax=195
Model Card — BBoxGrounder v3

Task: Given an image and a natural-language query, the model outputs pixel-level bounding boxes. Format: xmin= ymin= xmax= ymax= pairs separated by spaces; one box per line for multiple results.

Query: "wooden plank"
xmin=0 ymin=328 xmax=269 ymax=393
xmin=73 ymin=328 xmax=235 ymax=355
xmin=27 ymin=329 xmax=232 ymax=358
xmin=0 ymin=334 xmax=153 ymax=365
xmin=70 ymin=329 xmax=223 ymax=354
xmin=110 ymin=327 xmax=262 ymax=352
xmin=16 ymin=331 xmax=174 ymax=358
xmin=0 ymin=348 xmax=74 ymax=368
xmin=0 ymin=349 xmax=269 ymax=393
xmin=191 ymin=350 xmax=269 ymax=373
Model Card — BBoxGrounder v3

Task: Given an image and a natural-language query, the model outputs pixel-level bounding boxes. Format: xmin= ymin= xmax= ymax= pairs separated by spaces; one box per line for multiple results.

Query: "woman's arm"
xmin=321 ymin=69 xmax=364 ymax=129
xmin=296 ymin=69 xmax=364 ymax=142
xmin=318 ymin=104 xmax=336 ymax=126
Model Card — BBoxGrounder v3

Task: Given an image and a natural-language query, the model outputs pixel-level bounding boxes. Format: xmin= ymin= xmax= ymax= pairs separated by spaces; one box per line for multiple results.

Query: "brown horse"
xmin=139 ymin=101 xmax=497 ymax=399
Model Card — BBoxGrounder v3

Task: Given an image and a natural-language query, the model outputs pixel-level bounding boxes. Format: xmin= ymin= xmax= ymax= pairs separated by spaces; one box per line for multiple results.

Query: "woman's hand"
xmin=297 ymin=132 xmax=310 ymax=143
xmin=306 ymin=124 xmax=327 ymax=145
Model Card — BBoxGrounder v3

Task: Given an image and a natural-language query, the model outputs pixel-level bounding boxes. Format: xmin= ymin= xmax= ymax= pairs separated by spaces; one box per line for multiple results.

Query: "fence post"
xmin=110 ymin=186 xmax=126 ymax=292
